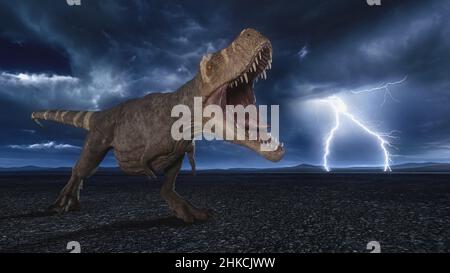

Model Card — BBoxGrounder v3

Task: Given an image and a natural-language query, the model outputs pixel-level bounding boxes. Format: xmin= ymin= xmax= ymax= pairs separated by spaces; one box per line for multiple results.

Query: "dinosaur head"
xmin=198 ymin=28 xmax=284 ymax=162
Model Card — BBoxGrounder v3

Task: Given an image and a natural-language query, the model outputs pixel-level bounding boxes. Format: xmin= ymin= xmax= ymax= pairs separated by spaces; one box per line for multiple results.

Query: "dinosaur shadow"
xmin=0 ymin=210 xmax=56 ymax=220
xmin=0 ymin=210 xmax=200 ymax=231
xmin=52 ymin=216 xmax=194 ymax=241
xmin=2 ymin=215 xmax=209 ymax=252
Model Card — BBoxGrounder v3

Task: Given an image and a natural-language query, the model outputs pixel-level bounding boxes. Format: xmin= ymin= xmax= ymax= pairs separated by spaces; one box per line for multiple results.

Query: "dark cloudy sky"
xmin=0 ymin=0 xmax=449 ymax=169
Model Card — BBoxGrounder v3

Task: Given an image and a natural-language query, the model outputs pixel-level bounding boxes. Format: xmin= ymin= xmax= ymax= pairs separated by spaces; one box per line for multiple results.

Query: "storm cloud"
xmin=0 ymin=0 xmax=449 ymax=168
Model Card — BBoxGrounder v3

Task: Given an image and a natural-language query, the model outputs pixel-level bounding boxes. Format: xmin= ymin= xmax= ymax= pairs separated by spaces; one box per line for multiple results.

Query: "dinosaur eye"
xmin=207 ymin=65 xmax=212 ymax=70
xmin=247 ymin=33 xmax=251 ymax=37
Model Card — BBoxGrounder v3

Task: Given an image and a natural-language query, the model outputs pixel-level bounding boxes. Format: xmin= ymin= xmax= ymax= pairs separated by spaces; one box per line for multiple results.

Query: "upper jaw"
xmin=227 ymin=42 xmax=273 ymax=88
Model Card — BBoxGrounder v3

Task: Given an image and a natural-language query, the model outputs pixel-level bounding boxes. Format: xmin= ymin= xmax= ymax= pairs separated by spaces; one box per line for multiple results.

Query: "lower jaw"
xmin=229 ymin=138 xmax=283 ymax=155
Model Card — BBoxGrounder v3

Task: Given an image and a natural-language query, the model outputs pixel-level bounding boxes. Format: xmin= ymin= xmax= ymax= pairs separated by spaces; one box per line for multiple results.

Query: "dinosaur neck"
xmin=175 ymin=74 xmax=204 ymax=108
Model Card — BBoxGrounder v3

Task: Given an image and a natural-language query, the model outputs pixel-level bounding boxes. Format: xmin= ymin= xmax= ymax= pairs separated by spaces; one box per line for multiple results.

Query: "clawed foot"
xmin=169 ymin=200 xmax=213 ymax=224
xmin=47 ymin=193 xmax=80 ymax=214
xmin=143 ymin=167 xmax=157 ymax=180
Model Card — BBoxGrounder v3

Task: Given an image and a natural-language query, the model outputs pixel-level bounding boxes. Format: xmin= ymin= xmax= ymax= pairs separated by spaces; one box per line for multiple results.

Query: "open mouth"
xmin=205 ymin=43 xmax=284 ymax=153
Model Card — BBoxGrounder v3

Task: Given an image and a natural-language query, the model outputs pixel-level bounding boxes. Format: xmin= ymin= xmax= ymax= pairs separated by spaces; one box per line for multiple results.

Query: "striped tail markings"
xmin=31 ymin=110 xmax=96 ymax=131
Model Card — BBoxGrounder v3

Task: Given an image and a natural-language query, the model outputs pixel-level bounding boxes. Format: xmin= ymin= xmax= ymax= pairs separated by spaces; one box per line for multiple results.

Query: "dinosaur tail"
xmin=31 ymin=110 xmax=97 ymax=131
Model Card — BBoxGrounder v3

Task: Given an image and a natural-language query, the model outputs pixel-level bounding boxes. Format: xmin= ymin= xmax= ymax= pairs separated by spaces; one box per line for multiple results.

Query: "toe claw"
xmin=144 ymin=168 xmax=157 ymax=180
xmin=47 ymin=194 xmax=80 ymax=214
xmin=171 ymin=202 xmax=214 ymax=223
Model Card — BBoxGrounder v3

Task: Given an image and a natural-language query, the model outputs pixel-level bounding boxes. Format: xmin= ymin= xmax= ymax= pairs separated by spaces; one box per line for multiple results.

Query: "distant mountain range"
xmin=1 ymin=162 xmax=450 ymax=173
xmin=203 ymin=162 xmax=450 ymax=173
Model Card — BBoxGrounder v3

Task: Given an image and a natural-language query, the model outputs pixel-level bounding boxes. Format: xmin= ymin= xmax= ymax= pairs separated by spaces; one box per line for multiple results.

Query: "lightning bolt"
xmin=351 ymin=76 xmax=408 ymax=106
xmin=322 ymin=96 xmax=393 ymax=172
xmin=321 ymin=77 xmax=407 ymax=172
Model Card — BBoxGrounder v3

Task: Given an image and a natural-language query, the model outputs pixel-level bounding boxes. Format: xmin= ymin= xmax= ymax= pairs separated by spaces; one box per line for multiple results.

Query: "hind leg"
xmin=161 ymin=156 xmax=211 ymax=223
xmin=48 ymin=132 xmax=110 ymax=213
xmin=186 ymin=142 xmax=196 ymax=175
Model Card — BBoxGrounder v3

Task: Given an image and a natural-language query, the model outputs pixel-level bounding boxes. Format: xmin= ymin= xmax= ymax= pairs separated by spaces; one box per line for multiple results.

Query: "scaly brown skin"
xmin=31 ymin=28 xmax=285 ymax=223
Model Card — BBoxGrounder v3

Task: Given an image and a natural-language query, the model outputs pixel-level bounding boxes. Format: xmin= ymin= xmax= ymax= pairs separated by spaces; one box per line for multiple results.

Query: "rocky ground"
xmin=0 ymin=172 xmax=449 ymax=253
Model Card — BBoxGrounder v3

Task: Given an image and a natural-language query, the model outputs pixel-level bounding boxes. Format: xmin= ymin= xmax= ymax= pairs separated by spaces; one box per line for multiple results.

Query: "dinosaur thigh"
xmin=113 ymin=144 xmax=187 ymax=175
xmin=113 ymin=146 xmax=146 ymax=175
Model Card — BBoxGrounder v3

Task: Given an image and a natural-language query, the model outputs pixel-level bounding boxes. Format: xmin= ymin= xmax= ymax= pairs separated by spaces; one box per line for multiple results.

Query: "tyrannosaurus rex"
xmin=31 ymin=28 xmax=285 ymax=223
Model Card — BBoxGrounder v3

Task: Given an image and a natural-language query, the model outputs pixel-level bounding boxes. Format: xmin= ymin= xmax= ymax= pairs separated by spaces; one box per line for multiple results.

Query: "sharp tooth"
xmin=269 ymin=52 xmax=272 ymax=59
xmin=252 ymin=62 xmax=257 ymax=71
xmin=259 ymin=52 xmax=262 ymax=59
xmin=268 ymin=63 xmax=271 ymax=69
xmin=240 ymin=76 xmax=244 ymax=83
xmin=262 ymin=70 xmax=267 ymax=80
xmin=255 ymin=58 xmax=259 ymax=65
xmin=244 ymin=73 xmax=248 ymax=83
